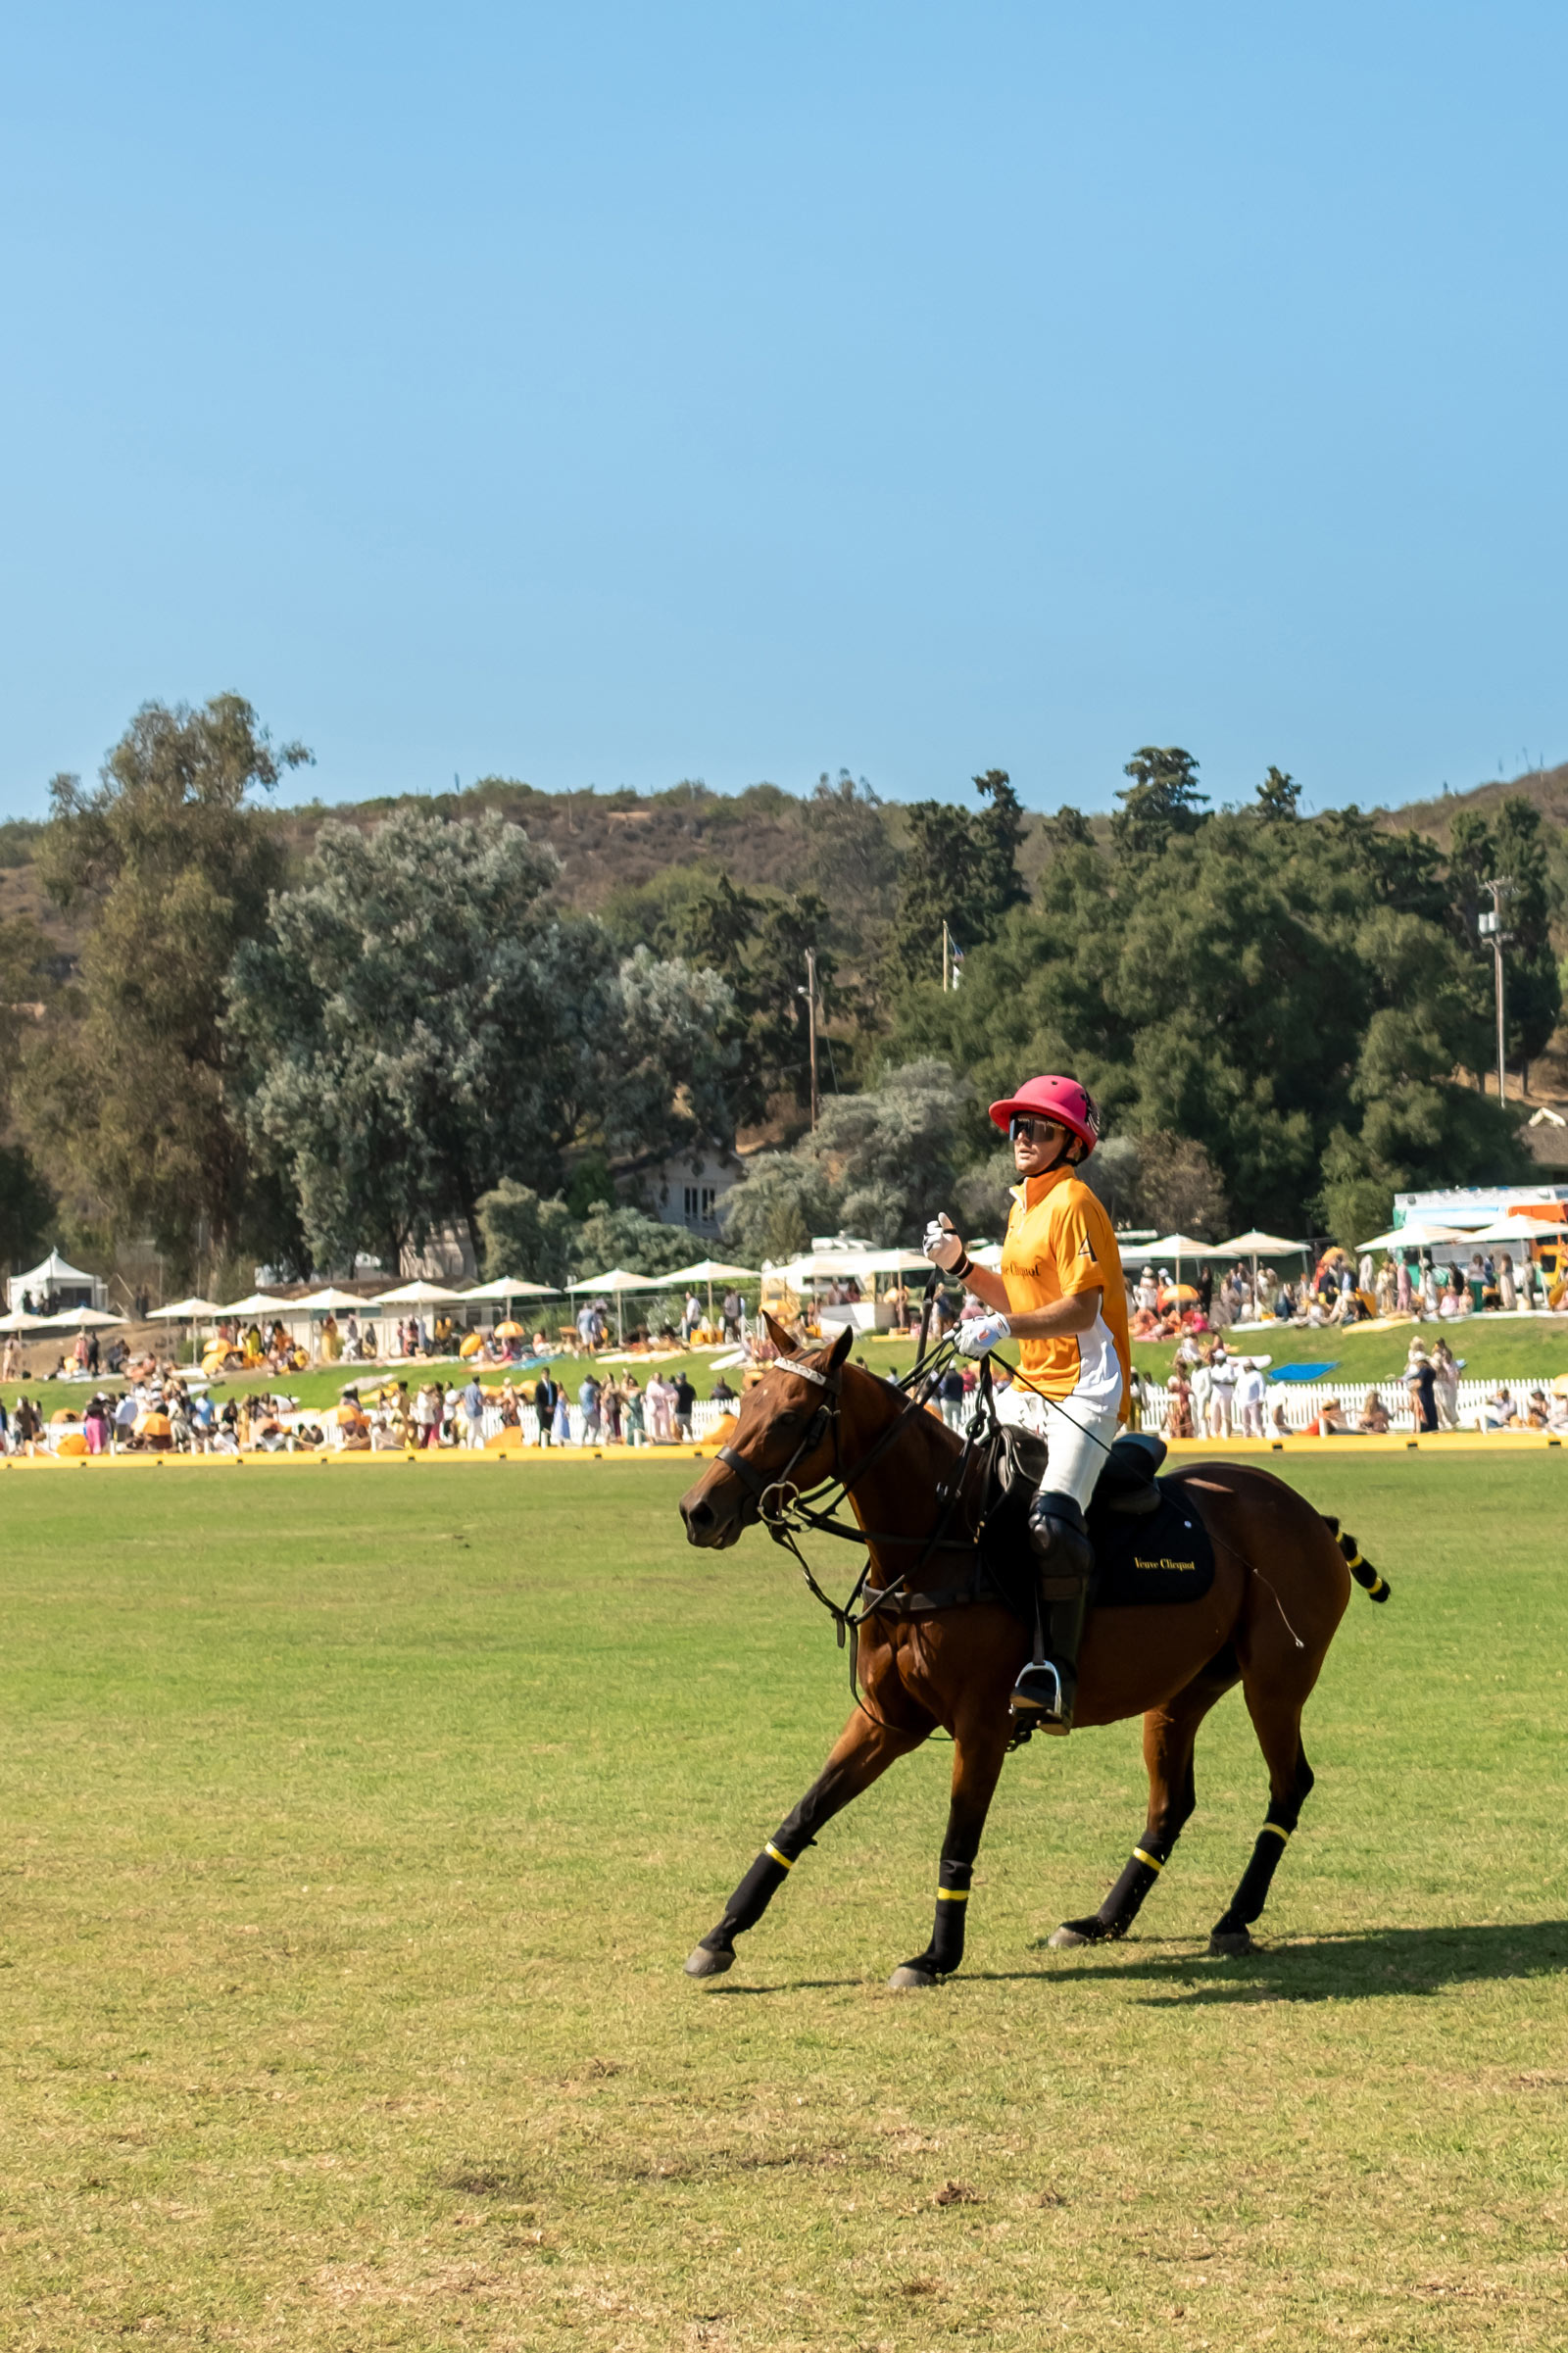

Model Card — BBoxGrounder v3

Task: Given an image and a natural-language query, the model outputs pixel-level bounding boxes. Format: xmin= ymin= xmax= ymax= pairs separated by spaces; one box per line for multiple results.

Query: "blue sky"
xmin=2 ymin=4 xmax=1564 ymax=819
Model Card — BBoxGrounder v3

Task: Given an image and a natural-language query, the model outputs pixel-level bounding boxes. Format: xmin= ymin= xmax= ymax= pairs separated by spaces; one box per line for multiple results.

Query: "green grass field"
xmin=3 ymin=1454 xmax=1565 ymax=2349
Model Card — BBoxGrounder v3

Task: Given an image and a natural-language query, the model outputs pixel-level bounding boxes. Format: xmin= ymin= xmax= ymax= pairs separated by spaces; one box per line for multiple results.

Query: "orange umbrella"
xmin=495 ymin=1318 xmax=525 ymax=1338
xmin=136 ymin=1410 xmax=172 ymax=1439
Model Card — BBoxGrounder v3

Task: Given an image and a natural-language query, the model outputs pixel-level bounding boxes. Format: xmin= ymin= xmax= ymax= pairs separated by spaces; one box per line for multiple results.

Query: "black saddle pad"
xmin=978 ymin=1454 xmax=1215 ymax=1615
xmin=1087 ymin=1476 xmax=1215 ymax=1607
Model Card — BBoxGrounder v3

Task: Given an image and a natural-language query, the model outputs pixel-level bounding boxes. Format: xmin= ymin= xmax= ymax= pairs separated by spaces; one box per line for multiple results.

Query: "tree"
xmin=1042 ymin=806 xmax=1095 ymax=854
xmin=0 ymin=915 xmax=56 ymax=1263
xmin=1110 ymin=747 xmax=1208 ymax=856
xmin=602 ymin=945 xmax=740 ymax=1162
xmin=1256 ymin=766 xmax=1300 ymax=820
xmin=230 ymin=808 xmax=610 ymax=1272
xmin=668 ymin=877 xmax=848 ymax=1117
xmin=571 ymin=1201 xmax=699 ymax=1279
xmin=886 ymin=770 xmax=1028 ymax=991
xmin=230 ymin=808 xmax=739 ymax=1274
xmin=804 ymin=771 xmax=899 ymax=913
xmin=475 ymin=1179 xmax=575 ymax=1289
xmin=720 ymin=1058 xmax=980 ymax=1253
xmin=889 ymin=791 xmax=1528 ymax=1238
xmin=20 ymin=695 xmax=310 ymax=1275
xmin=1490 ymin=796 xmax=1561 ymax=1076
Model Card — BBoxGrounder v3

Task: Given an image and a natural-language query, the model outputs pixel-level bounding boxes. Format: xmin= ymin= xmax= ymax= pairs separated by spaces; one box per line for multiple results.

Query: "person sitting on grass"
xmin=1357 ymin=1390 xmax=1391 ymax=1435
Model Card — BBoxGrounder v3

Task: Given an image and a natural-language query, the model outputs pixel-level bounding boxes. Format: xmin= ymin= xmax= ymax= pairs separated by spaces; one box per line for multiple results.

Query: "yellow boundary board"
xmin=5 ymin=1431 xmax=1565 ymax=1471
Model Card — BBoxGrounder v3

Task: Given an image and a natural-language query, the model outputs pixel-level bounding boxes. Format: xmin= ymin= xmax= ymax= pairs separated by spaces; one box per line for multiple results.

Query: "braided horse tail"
xmin=1320 ymin=1514 xmax=1392 ymax=1604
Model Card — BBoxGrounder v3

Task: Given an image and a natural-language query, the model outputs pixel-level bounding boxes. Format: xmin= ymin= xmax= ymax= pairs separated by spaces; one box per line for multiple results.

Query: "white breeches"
xmin=994 ymin=1382 xmax=1125 ymax=1511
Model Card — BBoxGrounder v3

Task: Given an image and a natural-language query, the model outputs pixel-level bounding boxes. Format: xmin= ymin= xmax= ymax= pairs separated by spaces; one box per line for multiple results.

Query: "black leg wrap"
xmin=1097 ymin=1838 xmax=1173 ymax=1936
xmin=928 ymin=1858 xmax=973 ymax=1975
xmin=712 ymin=1840 xmax=797 ymax=1941
xmin=1214 ymin=1800 xmax=1298 ymax=1934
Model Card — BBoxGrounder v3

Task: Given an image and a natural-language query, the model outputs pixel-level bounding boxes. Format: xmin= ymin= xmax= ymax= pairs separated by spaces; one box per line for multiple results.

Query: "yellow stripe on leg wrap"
xmin=936 ymin=1887 xmax=970 ymax=1901
xmin=764 ymin=1842 xmax=794 ymax=1871
xmin=1132 ymin=1847 xmax=1164 ymax=1873
xmin=1259 ymin=1823 xmax=1291 ymax=1843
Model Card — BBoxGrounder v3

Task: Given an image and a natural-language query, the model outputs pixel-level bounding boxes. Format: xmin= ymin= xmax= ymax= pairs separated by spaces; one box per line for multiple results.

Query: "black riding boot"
xmin=1012 ymin=1491 xmax=1093 ymax=1733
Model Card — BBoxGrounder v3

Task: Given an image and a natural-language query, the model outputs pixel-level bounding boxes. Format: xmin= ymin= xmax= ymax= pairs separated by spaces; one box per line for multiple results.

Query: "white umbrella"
xmin=222 ymin=1293 xmax=295 ymax=1318
xmin=147 ymin=1296 xmax=223 ymax=1320
xmin=464 ymin=1274 xmax=560 ymax=1299
xmin=1356 ymin=1222 xmax=1472 ymax=1253
xmin=662 ymin=1258 xmax=760 ymax=1284
xmin=0 ymin=1307 xmax=52 ymax=1333
xmin=566 ymin=1264 xmax=669 ymax=1344
xmin=1459 ymin=1215 xmax=1568 ymax=1244
xmin=368 ymin=1279 xmax=466 ymax=1306
xmin=662 ymin=1257 xmax=760 ymax=1320
xmin=1212 ymin=1230 xmax=1313 ymax=1313
xmin=48 ymin=1304 xmax=125 ymax=1328
xmin=1214 ymin=1230 xmax=1311 ymax=1256
xmin=294 ymin=1287 xmax=370 ymax=1311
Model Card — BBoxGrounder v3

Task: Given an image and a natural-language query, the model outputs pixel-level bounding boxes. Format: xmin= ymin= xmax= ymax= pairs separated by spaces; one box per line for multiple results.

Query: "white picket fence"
xmin=1137 ymin=1373 xmax=1559 ymax=1437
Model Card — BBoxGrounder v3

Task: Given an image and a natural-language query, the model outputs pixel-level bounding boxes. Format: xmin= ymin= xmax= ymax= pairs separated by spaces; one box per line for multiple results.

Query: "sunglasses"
xmin=1009 ymin=1114 xmax=1063 ymax=1144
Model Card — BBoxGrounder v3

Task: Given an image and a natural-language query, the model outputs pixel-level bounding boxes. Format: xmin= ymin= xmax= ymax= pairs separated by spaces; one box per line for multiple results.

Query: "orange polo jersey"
xmin=998 ymin=1165 xmax=1131 ymax=1417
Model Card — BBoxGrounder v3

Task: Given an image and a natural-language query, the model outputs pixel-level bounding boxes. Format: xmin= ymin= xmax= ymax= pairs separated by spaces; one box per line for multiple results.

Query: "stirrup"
xmin=1012 ymin=1658 xmax=1074 ymax=1731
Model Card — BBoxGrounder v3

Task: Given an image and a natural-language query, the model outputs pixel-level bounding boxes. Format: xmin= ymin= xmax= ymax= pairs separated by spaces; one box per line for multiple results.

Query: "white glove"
xmin=922 ymin=1213 xmax=964 ymax=1272
xmin=956 ymin=1311 xmax=1011 ymax=1358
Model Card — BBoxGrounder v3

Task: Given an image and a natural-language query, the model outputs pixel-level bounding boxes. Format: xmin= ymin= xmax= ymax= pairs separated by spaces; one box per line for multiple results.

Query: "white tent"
xmin=6 ymin=1250 xmax=107 ymax=1313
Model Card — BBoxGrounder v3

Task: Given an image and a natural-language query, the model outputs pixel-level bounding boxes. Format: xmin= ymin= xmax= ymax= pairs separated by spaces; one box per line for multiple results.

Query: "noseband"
xmin=715 ymin=1357 xmax=843 ymax=1527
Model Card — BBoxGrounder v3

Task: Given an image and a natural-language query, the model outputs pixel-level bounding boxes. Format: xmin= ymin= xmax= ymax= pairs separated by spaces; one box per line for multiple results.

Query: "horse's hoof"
xmin=1206 ymin=1929 xmax=1254 ymax=1958
xmin=684 ymin=1943 xmax=734 ymax=1979
xmin=1048 ymin=1923 xmax=1094 ymax=1949
xmin=887 ymin=1963 xmax=939 ymax=1990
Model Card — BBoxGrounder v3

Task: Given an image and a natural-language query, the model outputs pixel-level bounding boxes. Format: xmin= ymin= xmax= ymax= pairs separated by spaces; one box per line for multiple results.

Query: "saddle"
xmin=991 ymin=1426 xmax=1166 ymax=1517
xmin=979 ymin=1428 xmax=1214 ymax=1613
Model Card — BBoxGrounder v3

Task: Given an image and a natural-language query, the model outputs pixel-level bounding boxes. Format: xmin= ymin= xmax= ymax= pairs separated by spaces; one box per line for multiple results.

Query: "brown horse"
xmin=677 ymin=1317 xmax=1387 ymax=1987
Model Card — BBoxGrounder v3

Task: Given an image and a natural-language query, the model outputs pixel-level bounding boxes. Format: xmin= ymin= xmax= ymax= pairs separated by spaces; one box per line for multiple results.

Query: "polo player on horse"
xmin=923 ymin=1073 xmax=1130 ymax=1734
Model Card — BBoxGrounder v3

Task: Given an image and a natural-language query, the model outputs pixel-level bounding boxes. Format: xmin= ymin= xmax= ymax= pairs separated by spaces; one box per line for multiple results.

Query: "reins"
xmin=716 ymin=1304 xmax=1008 ymax=1724
xmin=712 ymin=1274 xmax=1309 ymax=1724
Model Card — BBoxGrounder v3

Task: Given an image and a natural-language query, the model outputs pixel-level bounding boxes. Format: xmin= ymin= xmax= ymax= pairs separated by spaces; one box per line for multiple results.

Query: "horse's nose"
xmin=681 ymin=1493 xmax=715 ymax=1542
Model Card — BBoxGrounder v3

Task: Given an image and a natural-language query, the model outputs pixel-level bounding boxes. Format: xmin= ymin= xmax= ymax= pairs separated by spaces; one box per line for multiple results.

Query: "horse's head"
xmin=678 ymin=1313 xmax=855 ymax=1548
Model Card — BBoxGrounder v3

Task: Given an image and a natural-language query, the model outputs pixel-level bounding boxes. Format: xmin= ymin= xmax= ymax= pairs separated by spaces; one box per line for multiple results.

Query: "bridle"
xmin=711 ymin=1343 xmax=998 ymax=1719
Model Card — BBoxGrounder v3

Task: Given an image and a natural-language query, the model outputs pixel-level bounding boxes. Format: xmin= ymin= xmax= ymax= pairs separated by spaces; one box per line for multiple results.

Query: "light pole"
xmin=798 ymin=949 xmax=819 ymax=1129
xmin=1478 ymin=876 xmax=1515 ymax=1103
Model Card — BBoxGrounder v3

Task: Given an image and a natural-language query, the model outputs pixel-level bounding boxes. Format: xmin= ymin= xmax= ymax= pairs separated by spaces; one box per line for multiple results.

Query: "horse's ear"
xmin=823 ymin=1320 xmax=855 ymax=1371
xmin=761 ymin=1309 xmax=799 ymax=1356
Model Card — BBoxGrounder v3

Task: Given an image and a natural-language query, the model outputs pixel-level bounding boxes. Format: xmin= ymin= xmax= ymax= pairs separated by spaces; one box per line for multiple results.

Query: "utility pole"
xmin=802 ymin=948 xmax=819 ymax=1129
xmin=1478 ymin=876 xmax=1515 ymax=1103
